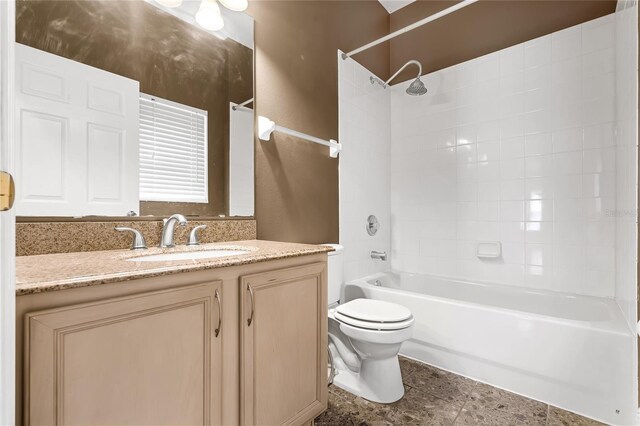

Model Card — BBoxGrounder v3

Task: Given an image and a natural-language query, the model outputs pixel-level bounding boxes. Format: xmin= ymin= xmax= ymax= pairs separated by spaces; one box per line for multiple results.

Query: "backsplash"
xmin=16 ymin=219 xmax=257 ymax=256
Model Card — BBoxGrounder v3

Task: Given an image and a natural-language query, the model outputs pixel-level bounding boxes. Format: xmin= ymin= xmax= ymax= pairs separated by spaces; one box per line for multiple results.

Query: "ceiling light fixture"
xmin=195 ymin=0 xmax=225 ymax=31
xmin=155 ymin=0 xmax=183 ymax=8
xmin=219 ymin=0 xmax=248 ymax=12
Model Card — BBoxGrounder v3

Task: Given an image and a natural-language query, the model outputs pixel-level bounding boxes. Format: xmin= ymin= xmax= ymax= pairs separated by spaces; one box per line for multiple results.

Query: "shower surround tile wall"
xmin=338 ymin=53 xmax=391 ymax=283
xmin=614 ymin=1 xmax=638 ymax=329
xmin=389 ymin=14 xmax=625 ymax=297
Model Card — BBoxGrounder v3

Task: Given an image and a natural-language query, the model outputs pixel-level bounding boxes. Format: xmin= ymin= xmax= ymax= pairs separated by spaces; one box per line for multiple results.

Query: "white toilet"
xmin=323 ymin=244 xmax=414 ymax=404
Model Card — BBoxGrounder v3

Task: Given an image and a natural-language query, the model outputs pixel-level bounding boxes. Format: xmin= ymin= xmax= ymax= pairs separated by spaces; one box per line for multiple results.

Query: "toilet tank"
xmin=321 ymin=244 xmax=344 ymax=305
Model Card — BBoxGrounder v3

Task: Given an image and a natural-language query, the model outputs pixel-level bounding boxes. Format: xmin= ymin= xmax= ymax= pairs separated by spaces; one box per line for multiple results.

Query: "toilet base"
xmin=332 ymin=356 xmax=405 ymax=403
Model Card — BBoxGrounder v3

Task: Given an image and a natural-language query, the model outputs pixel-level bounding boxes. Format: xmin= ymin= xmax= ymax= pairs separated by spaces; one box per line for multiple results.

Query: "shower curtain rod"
xmin=232 ymin=98 xmax=254 ymax=111
xmin=342 ymin=0 xmax=479 ymax=60
xmin=257 ymin=116 xmax=342 ymax=158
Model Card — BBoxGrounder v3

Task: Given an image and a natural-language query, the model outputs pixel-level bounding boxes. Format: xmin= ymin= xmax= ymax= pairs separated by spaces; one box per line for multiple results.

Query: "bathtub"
xmin=344 ymin=272 xmax=636 ymax=425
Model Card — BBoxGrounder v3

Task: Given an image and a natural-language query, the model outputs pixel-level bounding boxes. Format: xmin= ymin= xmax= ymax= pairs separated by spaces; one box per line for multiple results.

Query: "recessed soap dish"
xmin=476 ymin=241 xmax=501 ymax=259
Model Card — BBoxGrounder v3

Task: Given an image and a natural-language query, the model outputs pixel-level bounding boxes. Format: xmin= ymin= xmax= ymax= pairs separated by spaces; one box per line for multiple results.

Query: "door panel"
xmin=241 ymin=263 xmax=327 ymax=426
xmin=15 ymin=43 xmax=139 ymax=216
xmin=24 ymin=282 xmax=223 ymax=425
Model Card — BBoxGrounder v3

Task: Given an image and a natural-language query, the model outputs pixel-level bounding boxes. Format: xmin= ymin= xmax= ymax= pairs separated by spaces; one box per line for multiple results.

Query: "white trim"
xmin=0 ymin=0 xmax=16 ymax=424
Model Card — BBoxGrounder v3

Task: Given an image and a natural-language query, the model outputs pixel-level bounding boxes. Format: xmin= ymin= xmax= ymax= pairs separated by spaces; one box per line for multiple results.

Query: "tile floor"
xmin=315 ymin=357 xmax=605 ymax=426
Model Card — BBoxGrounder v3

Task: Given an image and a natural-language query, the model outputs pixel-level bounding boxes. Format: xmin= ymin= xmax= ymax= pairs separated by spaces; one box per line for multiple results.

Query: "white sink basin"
xmin=128 ymin=249 xmax=251 ymax=262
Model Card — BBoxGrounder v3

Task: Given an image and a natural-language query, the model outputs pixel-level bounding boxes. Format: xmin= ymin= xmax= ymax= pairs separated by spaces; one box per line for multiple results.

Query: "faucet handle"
xmin=115 ymin=227 xmax=147 ymax=250
xmin=187 ymin=225 xmax=207 ymax=246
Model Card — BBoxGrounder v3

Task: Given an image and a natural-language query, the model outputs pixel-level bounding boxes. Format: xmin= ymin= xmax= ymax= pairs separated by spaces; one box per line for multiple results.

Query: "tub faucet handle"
xmin=371 ymin=250 xmax=387 ymax=261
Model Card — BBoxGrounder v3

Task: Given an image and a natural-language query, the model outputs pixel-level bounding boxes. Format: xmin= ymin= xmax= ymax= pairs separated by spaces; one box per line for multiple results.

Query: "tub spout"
xmin=371 ymin=250 xmax=387 ymax=261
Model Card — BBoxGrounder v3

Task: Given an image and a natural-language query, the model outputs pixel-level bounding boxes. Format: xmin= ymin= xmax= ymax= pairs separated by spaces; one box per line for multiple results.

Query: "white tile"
xmin=554 ymin=174 xmax=582 ymax=199
xmin=458 ymin=163 xmax=478 ymax=182
xmin=500 ymin=114 xmax=525 ymax=139
xmin=524 ymin=109 xmax=552 ymax=135
xmin=457 ymin=144 xmax=477 ymax=163
xmin=524 ymin=64 xmax=552 ymax=91
xmin=502 ymin=243 xmax=525 ymax=264
xmin=582 ymin=15 xmax=614 ymax=54
xmin=477 ymin=141 xmax=500 ymax=162
xmin=458 ymin=182 xmax=478 ymax=202
xmin=583 ymin=122 xmax=615 ymax=149
xmin=525 ymin=221 xmax=553 ymax=244
xmin=552 ymin=25 xmax=582 ymax=62
xmin=477 ymin=161 xmax=500 ymax=181
xmin=500 ymin=44 xmax=524 ymax=76
xmin=526 ymin=199 xmax=553 ymax=221
xmin=554 ymin=198 xmax=584 ymax=220
xmin=477 ymin=55 xmax=500 ymax=82
xmin=582 ymin=47 xmax=615 ymax=78
xmin=500 ymin=200 xmax=525 ymax=221
xmin=478 ymin=201 xmax=500 ymax=221
xmin=434 ymin=128 xmax=457 ymax=148
xmin=553 ymin=127 xmax=583 ymax=153
xmin=500 ymin=136 xmax=525 ymax=159
xmin=525 ymin=155 xmax=554 ymax=178
xmin=526 ymin=244 xmax=553 ymax=266
xmin=524 ymin=35 xmax=552 ymax=69
xmin=552 ymin=151 xmax=582 ymax=175
xmin=553 ymin=244 xmax=585 ymax=268
xmin=587 ymin=221 xmax=615 ymax=247
xmin=500 ymin=179 xmax=525 ymax=200
xmin=476 ymin=120 xmax=501 ymax=142
xmin=500 ymin=93 xmax=525 ymax=118
xmin=554 ymin=221 xmax=586 ymax=245
xmin=524 ymin=88 xmax=551 ymax=113
xmin=478 ymin=180 xmax=501 ymax=201
xmin=477 ymin=221 xmax=500 ymax=240
xmin=457 ymin=202 xmax=478 ymax=221
xmin=583 ymin=172 xmax=615 ymax=198
xmin=525 ymin=133 xmax=553 ymax=156
xmin=525 ymin=177 xmax=554 ymax=200
xmin=551 ymin=56 xmax=582 ymax=88
xmin=585 ymin=245 xmax=615 ymax=271
xmin=500 ymin=158 xmax=525 ymax=180
xmin=457 ymin=124 xmax=477 ymax=145
xmin=501 ymin=221 xmax=526 ymax=243
xmin=583 ymin=147 xmax=615 ymax=173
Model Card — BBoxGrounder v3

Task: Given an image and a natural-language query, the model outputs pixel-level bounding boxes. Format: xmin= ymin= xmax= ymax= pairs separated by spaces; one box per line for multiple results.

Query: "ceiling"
xmin=377 ymin=0 xmax=417 ymax=14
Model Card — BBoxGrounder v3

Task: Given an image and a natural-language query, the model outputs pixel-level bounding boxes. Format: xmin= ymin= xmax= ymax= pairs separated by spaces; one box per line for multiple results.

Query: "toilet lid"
xmin=336 ymin=299 xmax=412 ymax=323
xmin=334 ymin=311 xmax=414 ymax=331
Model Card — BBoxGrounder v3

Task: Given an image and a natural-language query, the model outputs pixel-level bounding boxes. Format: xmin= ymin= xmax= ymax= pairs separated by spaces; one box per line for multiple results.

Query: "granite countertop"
xmin=16 ymin=240 xmax=333 ymax=295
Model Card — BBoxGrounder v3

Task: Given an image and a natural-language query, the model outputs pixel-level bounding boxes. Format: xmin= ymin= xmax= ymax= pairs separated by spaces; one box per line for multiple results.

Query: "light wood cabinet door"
xmin=24 ymin=281 xmax=223 ymax=425
xmin=240 ymin=263 xmax=328 ymax=426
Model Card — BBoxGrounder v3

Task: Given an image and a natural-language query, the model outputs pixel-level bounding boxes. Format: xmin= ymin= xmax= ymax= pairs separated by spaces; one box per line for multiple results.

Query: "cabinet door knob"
xmin=214 ymin=289 xmax=222 ymax=338
xmin=247 ymin=284 xmax=255 ymax=326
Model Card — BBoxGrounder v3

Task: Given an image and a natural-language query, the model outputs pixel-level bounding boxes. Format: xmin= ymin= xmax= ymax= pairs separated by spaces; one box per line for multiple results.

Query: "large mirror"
xmin=13 ymin=0 xmax=254 ymax=218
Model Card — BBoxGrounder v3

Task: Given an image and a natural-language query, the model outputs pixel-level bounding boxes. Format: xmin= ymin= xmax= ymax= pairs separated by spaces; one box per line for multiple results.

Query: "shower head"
xmin=384 ymin=59 xmax=427 ymax=96
xmin=406 ymin=77 xmax=428 ymax=96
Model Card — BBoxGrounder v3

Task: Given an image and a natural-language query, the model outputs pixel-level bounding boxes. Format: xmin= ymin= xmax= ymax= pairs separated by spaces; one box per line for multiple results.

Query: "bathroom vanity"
xmin=15 ymin=241 xmax=329 ymax=425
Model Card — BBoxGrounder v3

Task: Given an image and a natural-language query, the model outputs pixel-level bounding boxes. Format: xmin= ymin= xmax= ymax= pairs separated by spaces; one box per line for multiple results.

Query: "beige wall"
xmin=249 ymin=1 xmax=390 ymax=244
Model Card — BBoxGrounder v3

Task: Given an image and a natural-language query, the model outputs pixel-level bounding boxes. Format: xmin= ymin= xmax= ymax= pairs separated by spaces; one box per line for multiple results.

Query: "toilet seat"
xmin=334 ymin=299 xmax=414 ymax=331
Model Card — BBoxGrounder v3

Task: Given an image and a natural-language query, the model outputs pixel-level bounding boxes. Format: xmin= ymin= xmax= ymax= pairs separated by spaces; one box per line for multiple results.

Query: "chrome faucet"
xmin=160 ymin=214 xmax=188 ymax=248
xmin=371 ymin=250 xmax=387 ymax=261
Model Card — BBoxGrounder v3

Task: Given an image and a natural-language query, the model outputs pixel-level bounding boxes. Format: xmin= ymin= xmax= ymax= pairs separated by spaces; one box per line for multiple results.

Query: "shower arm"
xmin=384 ymin=60 xmax=423 ymax=88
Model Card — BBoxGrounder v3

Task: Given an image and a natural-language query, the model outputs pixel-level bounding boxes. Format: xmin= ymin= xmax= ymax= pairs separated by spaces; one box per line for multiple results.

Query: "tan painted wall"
xmin=249 ymin=1 xmax=390 ymax=244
